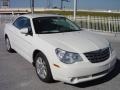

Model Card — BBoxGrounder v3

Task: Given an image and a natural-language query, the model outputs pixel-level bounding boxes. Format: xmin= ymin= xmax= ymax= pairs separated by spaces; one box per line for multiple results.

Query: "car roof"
xmin=20 ymin=14 xmax=64 ymax=19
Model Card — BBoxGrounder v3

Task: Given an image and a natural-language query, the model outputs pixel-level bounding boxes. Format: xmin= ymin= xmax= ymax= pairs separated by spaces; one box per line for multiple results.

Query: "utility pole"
xmin=73 ymin=0 xmax=77 ymax=20
xmin=31 ymin=0 xmax=34 ymax=14
xmin=61 ymin=0 xmax=63 ymax=9
xmin=47 ymin=0 xmax=51 ymax=8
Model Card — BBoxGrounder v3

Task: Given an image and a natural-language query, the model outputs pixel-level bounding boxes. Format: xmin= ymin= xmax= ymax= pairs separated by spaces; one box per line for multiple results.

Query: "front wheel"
xmin=35 ymin=52 xmax=54 ymax=83
xmin=5 ymin=37 xmax=14 ymax=53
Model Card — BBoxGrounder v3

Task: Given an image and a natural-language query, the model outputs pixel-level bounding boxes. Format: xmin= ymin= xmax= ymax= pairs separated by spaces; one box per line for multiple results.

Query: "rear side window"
xmin=13 ymin=17 xmax=31 ymax=29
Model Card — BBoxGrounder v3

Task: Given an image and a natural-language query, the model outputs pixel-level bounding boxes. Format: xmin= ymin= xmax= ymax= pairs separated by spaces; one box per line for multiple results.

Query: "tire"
xmin=5 ymin=37 xmax=14 ymax=53
xmin=35 ymin=52 xmax=54 ymax=83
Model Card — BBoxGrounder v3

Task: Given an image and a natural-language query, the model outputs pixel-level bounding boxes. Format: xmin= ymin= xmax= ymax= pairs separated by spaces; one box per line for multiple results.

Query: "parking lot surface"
xmin=0 ymin=24 xmax=120 ymax=90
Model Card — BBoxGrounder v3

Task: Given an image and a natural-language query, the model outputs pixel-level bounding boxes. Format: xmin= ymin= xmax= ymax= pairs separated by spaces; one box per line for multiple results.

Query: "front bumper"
xmin=52 ymin=51 xmax=116 ymax=84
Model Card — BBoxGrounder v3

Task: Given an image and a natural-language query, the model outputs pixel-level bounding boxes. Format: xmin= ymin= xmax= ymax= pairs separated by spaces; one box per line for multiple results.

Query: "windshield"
xmin=33 ymin=17 xmax=81 ymax=34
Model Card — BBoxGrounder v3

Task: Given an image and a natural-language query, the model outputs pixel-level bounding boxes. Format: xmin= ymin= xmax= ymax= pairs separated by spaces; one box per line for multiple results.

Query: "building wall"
xmin=0 ymin=0 xmax=10 ymax=8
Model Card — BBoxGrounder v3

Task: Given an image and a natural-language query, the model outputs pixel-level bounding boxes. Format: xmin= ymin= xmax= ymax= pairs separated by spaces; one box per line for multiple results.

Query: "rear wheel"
xmin=35 ymin=52 xmax=53 ymax=83
xmin=5 ymin=37 xmax=14 ymax=52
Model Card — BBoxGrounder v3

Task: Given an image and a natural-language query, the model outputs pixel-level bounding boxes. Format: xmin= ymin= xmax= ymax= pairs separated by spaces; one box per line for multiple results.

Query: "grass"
xmin=34 ymin=10 xmax=120 ymax=17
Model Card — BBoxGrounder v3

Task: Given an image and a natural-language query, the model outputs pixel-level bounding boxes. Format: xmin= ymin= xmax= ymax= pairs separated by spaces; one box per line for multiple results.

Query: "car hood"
xmin=38 ymin=31 xmax=109 ymax=53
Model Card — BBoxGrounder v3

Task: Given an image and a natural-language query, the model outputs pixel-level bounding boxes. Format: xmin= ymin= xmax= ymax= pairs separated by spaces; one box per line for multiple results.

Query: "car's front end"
xmin=52 ymin=46 xmax=116 ymax=84
xmin=40 ymin=31 xmax=117 ymax=84
xmin=33 ymin=15 xmax=117 ymax=84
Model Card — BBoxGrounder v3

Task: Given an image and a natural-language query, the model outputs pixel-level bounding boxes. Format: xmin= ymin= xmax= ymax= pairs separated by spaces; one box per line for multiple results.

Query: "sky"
xmin=9 ymin=0 xmax=120 ymax=10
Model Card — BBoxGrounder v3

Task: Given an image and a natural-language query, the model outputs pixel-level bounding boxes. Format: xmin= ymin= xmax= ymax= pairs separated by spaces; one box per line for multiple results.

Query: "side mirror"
xmin=20 ymin=28 xmax=28 ymax=34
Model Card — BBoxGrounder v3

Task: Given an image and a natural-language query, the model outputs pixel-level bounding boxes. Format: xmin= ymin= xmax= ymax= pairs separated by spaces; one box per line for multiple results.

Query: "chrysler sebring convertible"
xmin=4 ymin=14 xmax=116 ymax=84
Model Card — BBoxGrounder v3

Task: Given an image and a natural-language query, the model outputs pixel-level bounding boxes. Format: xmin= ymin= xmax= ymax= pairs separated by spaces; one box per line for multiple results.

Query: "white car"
xmin=4 ymin=14 xmax=116 ymax=84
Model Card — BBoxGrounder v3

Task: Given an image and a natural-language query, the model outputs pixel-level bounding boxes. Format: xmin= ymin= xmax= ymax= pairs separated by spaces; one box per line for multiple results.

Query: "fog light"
xmin=70 ymin=75 xmax=91 ymax=82
xmin=77 ymin=75 xmax=91 ymax=79
xmin=70 ymin=77 xmax=77 ymax=82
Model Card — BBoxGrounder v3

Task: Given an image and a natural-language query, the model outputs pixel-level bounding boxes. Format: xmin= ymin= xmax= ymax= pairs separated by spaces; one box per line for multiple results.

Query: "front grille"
xmin=84 ymin=47 xmax=110 ymax=63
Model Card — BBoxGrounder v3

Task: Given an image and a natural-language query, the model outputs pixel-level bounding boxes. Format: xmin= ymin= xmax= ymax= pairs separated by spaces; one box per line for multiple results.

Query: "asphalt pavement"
xmin=0 ymin=24 xmax=120 ymax=90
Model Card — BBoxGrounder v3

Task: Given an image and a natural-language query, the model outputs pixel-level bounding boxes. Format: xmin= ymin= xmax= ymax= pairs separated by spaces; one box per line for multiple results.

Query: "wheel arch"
xmin=32 ymin=49 xmax=48 ymax=66
xmin=33 ymin=49 xmax=54 ymax=82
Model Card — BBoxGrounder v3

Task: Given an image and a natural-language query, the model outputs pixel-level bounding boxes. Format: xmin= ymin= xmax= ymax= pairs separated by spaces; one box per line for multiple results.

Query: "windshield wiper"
xmin=38 ymin=31 xmax=61 ymax=34
xmin=59 ymin=29 xmax=80 ymax=33
xmin=38 ymin=29 xmax=81 ymax=34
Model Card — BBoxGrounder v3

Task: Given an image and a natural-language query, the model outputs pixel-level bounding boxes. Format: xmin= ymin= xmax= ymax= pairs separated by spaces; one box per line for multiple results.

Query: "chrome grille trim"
xmin=84 ymin=47 xmax=110 ymax=63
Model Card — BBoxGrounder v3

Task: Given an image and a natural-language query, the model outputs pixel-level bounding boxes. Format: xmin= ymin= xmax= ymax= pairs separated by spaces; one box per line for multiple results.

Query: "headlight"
xmin=109 ymin=43 xmax=113 ymax=53
xmin=55 ymin=48 xmax=83 ymax=64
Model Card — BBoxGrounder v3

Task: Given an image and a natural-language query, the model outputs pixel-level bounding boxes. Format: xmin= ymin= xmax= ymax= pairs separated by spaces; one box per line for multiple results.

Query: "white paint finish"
xmin=4 ymin=14 xmax=116 ymax=84
xmin=38 ymin=31 xmax=109 ymax=53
